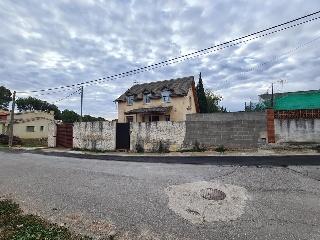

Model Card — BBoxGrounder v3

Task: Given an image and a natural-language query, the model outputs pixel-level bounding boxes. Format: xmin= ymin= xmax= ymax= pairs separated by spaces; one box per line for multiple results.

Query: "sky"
xmin=1 ymin=0 xmax=320 ymax=119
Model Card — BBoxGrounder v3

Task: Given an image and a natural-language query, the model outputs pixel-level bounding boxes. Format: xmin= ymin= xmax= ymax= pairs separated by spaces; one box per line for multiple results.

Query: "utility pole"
xmin=271 ymin=83 xmax=274 ymax=107
xmin=80 ymin=86 xmax=83 ymax=122
xmin=8 ymin=91 xmax=16 ymax=147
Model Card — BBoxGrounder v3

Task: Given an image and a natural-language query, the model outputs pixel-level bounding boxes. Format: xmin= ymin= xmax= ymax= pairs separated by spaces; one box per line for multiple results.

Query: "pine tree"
xmin=196 ymin=72 xmax=208 ymax=113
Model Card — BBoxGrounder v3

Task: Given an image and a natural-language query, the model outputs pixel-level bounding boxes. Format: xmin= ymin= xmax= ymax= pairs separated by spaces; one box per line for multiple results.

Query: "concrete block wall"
xmin=185 ymin=112 xmax=267 ymax=148
xmin=130 ymin=121 xmax=186 ymax=152
xmin=48 ymin=123 xmax=56 ymax=147
xmin=275 ymin=118 xmax=320 ymax=143
xmin=73 ymin=121 xmax=116 ymax=150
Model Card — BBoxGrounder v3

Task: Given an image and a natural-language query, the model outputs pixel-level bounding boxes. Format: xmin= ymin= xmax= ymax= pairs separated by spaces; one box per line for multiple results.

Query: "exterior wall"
xmin=73 ymin=121 xmax=116 ymax=150
xmin=48 ymin=123 xmax=57 ymax=147
xmin=130 ymin=121 xmax=186 ymax=152
xmin=13 ymin=119 xmax=52 ymax=138
xmin=117 ymin=88 xmax=197 ymax=123
xmin=1 ymin=111 xmax=54 ymax=138
xmin=185 ymin=112 xmax=267 ymax=148
xmin=275 ymin=118 xmax=320 ymax=143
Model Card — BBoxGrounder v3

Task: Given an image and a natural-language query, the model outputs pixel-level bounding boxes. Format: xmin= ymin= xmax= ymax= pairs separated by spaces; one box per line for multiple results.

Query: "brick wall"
xmin=130 ymin=121 xmax=186 ymax=152
xmin=184 ymin=112 xmax=267 ymax=148
xmin=266 ymin=108 xmax=275 ymax=143
xmin=73 ymin=121 xmax=116 ymax=150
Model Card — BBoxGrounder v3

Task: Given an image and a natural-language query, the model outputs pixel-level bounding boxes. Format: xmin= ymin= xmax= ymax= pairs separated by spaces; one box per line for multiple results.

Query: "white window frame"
xmin=40 ymin=126 xmax=45 ymax=131
xmin=162 ymin=90 xmax=170 ymax=102
xmin=164 ymin=115 xmax=170 ymax=121
xmin=127 ymin=96 xmax=134 ymax=105
xmin=144 ymin=94 xmax=151 ymax=104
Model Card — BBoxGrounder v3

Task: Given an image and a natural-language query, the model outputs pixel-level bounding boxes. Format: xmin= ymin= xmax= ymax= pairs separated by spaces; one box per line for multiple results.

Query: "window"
xmin=164 ymin=115 xmax=170 ymax=121
xmin=162 ymin=90 xmax=170 ymax=102
xmin=149 ymin=116 xmax=159 ymax=122
xmin=127 ymin=96 xmax=134 ymax=105
xmin=144 ymin=94 xmax=151 ymax=104
xmin=26 ymin=126 xmax=35 ymax=132
xmin=40 ymin=126 xmax=44 ymax=131
xmin=126 ymin=116 xmax=133 ymax=122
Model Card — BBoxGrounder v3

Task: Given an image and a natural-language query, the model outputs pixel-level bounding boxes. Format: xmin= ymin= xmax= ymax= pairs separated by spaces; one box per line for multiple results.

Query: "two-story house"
xmin=115 ymin=76 xmax=199 ymax=123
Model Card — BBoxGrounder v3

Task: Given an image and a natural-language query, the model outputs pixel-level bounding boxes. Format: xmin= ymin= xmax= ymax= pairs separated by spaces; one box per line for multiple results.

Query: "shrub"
xmin=215 ymin=145 xmax=227 ymax=153
xmin=0 ymin=135 xmax=22 ymax=146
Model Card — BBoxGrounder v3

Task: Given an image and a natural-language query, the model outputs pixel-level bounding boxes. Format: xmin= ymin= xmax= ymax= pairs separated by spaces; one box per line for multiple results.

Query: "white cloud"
xmin=0 ymin=0 xmax=320 ymax=118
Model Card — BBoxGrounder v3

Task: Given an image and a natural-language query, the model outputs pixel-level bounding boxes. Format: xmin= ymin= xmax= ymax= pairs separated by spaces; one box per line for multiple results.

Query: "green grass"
xmin=0 ymin=199 xmax=94 ymax=240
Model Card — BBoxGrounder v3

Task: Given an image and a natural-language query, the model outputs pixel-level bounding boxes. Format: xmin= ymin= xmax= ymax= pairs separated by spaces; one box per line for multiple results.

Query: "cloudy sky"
xmin=1 ymin=0 xmax=320 ymax=119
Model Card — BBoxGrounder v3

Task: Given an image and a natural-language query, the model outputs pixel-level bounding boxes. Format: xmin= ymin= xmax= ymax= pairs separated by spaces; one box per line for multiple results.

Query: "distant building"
xmin=115 ymin=76 xmax=199 ymax=123
xmin=0 ymin=110 xmax=55 ymax=138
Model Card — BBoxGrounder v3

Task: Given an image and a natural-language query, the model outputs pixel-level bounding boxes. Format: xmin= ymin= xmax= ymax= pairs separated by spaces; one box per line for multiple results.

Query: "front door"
xmin=116 ymin=122 xmax=130 ymax=150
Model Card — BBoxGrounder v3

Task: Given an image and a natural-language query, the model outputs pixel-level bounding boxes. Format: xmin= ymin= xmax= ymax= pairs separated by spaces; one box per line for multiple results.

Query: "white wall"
xmin=275 ymin=119 xmax=320 ymax=143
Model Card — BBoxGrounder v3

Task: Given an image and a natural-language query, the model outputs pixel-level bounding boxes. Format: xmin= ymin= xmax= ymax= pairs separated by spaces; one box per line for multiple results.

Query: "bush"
xmin=0 ymin=135 xmax=22 ymax=146
xmin=215 ymin=145 xmax=227 ymax=153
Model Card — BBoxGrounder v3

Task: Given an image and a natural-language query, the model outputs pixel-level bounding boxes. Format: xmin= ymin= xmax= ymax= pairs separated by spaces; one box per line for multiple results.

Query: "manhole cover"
xmin=200 ymin=188 xmax=226 ymax=200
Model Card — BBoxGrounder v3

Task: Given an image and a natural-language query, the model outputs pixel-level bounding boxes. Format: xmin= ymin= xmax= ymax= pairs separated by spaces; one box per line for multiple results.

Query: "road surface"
xmin=0 ymin=149 xmax=319 ymax=239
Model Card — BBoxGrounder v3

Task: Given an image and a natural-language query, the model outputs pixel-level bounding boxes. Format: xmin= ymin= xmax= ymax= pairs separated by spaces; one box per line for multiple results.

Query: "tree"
xmin=61 ymin=109 xmax=80 ymax=123
xmin=0 ymin=86 xmax=12 ymax=110
xmin=82 ymin=115 xmax=106 ymax=122
xmin=16 ymin=96 xmax=62 ymax=120
xmin=196 ymin=72 xmax=207 ymax=113
xmin=205 ymin=89 xmax=227 ymax=113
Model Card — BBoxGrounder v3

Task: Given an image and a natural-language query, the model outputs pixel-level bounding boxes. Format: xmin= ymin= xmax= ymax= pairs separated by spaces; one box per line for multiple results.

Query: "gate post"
xmin=266 ymin=108 xmax=275 ymax=143
xmin=48 ymin=123 xmax=57 ymax=147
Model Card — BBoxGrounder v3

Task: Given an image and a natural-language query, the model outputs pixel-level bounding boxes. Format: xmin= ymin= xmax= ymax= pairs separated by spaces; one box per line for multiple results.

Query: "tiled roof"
xmin=124 ymin=106 xmax=172 ymax=115
xmin=115 ymin=76 xmax=194 ymax=102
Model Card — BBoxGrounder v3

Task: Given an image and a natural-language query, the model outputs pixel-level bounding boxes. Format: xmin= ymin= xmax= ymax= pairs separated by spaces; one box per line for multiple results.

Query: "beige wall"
xmin=13 ymin=119 xmax=52 ymax=138
xmin=2 ymin=111 xmax=54 ymax=138
xmin=118 ymin=88 xmax=197 ymax=123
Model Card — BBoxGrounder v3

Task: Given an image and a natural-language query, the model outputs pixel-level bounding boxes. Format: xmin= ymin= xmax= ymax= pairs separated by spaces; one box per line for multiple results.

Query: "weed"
xmin=311 ymin=145 xmax=320 ymax=153
xmin=0 ymin=199 xmax=93 ymax=239
xmin=157 ymin=141 xmax=169 ymax=153
xmin=215 ymin=145 xmax=227 ymax=153
xmin=135 ymin=142 xmax=144 ymax=153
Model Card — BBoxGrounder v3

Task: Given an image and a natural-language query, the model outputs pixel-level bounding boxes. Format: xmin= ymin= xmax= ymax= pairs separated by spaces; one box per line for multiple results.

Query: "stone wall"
xmin=130 ymin=121 xmax=186 ymax=152
xmin=185 ymin=112 xmax=267 ymax=148
xmin=275 ymin=118 xmax=320 ymax=143
xmin=73 ymin=121 xmax=116 ymax=150
xmin=48 ymin=123 xmax=56 ymax=147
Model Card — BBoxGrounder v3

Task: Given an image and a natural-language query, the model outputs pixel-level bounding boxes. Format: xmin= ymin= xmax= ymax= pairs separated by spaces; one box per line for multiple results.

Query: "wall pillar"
xmin=266 ymin=108 xmax=275 ymax=143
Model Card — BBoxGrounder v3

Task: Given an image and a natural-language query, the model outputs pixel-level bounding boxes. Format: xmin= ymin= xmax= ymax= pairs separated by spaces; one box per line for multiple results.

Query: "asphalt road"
xmin=0 ymin=149 xmax=320 ymax=239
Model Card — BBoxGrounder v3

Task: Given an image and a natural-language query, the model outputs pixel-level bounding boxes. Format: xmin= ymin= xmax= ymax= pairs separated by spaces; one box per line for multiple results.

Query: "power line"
xmin=52 ymin=88 xmax=82 ymax=103
xmin=213 ymin=35 xmax=320 ymax=87
xmin=16 ymin=10 xmax=320 ymax=94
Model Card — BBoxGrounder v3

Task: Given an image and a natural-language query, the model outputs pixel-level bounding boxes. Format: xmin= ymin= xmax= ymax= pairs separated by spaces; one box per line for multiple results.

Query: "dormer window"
xmin=144 ymin=93 xmax=151 ymax=104
xmin=162 ymin=90 xmax=170 ymax=102
xmin=127 ymin=96 xmax=134 ymax=105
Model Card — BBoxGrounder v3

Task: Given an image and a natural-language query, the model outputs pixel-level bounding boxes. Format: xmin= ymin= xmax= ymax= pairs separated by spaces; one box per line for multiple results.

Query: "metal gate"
xmin=116 ymin=123 xmax=130 ymax=150
xmin=56 ymin=124 xmax=73 ymax=148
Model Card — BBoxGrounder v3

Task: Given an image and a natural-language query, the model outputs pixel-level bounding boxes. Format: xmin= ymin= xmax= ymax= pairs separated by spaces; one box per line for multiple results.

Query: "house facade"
xmin=0 ymin=110 xmax=55 ymax=138
xmin=115 ymin=76 xmax=199 ymax=123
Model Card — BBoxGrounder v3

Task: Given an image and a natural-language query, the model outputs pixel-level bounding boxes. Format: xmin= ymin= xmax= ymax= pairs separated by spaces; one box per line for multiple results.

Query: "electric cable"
xmin=15 ymin=11 xmax=320 ymax=94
